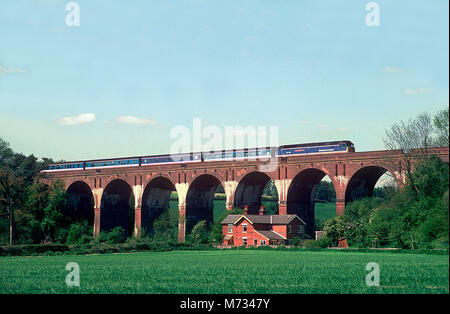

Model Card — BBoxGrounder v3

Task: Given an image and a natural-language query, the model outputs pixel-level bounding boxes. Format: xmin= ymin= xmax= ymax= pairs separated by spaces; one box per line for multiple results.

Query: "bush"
xmin=79 ymin=233 xmax=93 ymax=245
xmin=106 ymin=227 xmax=126 ymax=244
xmin=66 ymin=223 xmax=91 ymax=245
xmin=52 ymin=227 xmax=69 ymax=244
xmin=209 ymin=211 xmax=230 ymax=244
xmin=0 ymin=244 xmax=70 ymax=256
xmin=301 ymin=237 xmax=332 ymax=248
xmin=97 ymin=231 xmax=108 ymax=243
xmin=152 ymin=209 xmax=178 ymax=242
xmin=323 ymin=215 xmax=350 ymax=246
xmin=188 ymin=220 xmax=210 ymax=244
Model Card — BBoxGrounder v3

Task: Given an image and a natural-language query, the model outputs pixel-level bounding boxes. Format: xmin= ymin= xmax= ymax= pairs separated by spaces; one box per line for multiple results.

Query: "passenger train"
xmin=43 ymin=140 xmax=355 ymax=172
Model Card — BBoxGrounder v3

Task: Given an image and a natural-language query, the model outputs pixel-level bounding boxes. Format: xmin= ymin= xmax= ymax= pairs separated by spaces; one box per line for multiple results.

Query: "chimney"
xmin=259 ymin=205 xmax=266 ymax=216
xmin=243 ymin=205 xmax=248 ymax=215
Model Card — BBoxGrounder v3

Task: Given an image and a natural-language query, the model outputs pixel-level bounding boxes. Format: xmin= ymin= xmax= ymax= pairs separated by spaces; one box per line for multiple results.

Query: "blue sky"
xmin=0 ymin=0 xmax=448 ymax=161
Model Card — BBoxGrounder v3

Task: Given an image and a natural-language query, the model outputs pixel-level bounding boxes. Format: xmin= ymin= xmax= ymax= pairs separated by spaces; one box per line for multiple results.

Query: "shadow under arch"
xmin=233 ymin=171 xmax=277 ymax=214
xmin=287 ymin=168 xmax=335 ymax=238
xmin=185 ymin=174 xmax=223 ymax=234
xmin=66 ymin=181 xmax=94 ymax=226
xmin=141 ymin=176 xmax=176 ymax=236
xmin=100 ymin=179 xmax=134 ymax=236
xmin=345 ymin=166 xmax=394 ymax=204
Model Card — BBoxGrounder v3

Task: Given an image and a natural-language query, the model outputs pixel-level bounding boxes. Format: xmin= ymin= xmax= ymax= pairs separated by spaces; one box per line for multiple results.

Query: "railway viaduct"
xmin=41 ymin=147 xmax=449 ymax=241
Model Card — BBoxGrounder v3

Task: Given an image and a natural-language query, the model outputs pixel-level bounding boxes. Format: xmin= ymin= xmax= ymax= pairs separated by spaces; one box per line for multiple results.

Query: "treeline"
xmin=0 ymin=139 xmax=68 ymax=245
xmin=0 ymin=139 xmax=90 ymax=246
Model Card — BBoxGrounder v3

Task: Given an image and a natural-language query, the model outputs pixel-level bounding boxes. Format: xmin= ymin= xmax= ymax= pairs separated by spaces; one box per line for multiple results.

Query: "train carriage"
xmin=203 ymin=147 xmax=274 ymax=162
xmin=141 ymin=152 xmax=202 ymax=166
xmin=85 ymin=158 xmax=140 ymax=170
xmin=277 ymin=141 xmax=354 ymax=157
xmin=44 ymin=162 xmax=84 ymax=172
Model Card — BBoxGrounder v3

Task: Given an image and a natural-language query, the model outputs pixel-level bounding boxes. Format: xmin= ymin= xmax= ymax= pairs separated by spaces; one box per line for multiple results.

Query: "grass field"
xmin=0 ymin=250 xmax=448 ymax=294
xmin=315 ymin=202 xmax=336 ymax=221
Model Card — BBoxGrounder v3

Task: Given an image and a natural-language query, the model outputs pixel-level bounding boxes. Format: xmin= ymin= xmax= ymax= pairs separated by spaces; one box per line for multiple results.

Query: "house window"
xmin=297 ymin=225 xmax=304 ymax=233
xmin=288 ymin=225 xmax=292 ymax=233
xmin=242 ymin=238 xmax=247 ymax=246
xmin=260 ymin=240 xmax=266 ymax=246
xmin=242 ymin=223 xmax=247 ymax=233
xmin=289 ymin=239 xmax=293 ymax=246
xmin=228 ymin=224 xmax=233 ymax=233
xmin=254 ymin=239 xmax=258 ymax=246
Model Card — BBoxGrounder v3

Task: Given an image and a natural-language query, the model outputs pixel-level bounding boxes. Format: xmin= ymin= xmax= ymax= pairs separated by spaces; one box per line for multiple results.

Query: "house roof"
xmin=221 ymin=214 xmax=305 ymax=226
xmin=255 ymin=230 xmax=287 ymax=240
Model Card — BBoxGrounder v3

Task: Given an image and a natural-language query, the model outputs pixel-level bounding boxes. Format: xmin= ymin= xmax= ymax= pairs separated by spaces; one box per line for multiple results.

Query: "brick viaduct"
xmin=41 ymin=147 xmax=449 ymax=241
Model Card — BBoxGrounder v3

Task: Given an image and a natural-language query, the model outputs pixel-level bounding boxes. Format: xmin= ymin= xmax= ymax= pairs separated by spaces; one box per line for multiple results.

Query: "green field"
xmin=315 ymin=202 xmax=336 ymax=221
xmin=0 ymin=250 xmax=448 ymax=294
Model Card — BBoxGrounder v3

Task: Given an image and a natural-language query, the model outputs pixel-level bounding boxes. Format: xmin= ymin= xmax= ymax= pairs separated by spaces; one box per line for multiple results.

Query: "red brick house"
xmin=221 ymin=208 xmax=306 ymax=247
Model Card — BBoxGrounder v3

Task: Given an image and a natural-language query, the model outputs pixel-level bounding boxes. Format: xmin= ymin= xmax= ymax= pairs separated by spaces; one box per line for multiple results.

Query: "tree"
xmin=383 ymin=111 xmax=435 ymax=196
xmin=433 ymin=107 xmax=449 ymax=147
xmin=189 ymin=220 xmax=210 ymax=244
xmin=406 ymin=155 xmax=449 ymax=200
xmin=323 ymin=215 xmax=351 ymax=246
xmin=314 ymin=181 xmax=336 ymax=202
xmin=40 ymin=180 xmax=68 ymax=242
xmin=153 ymin=208 xmax=178 ymax=241
xmin=209 ymin=210 xmax=229 ymax=244
xmin=0 ymin=167 xmax=23 ymax=245
xmin=383 ymin=112 xmax=434 ymax=153
xmin=66 ymin=222 xmax=91 ymax=245
xmin=0 ymin=138 xmax=14 ymax=167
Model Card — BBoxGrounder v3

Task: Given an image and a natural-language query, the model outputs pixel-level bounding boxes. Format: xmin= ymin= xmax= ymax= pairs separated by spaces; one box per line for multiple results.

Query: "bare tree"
xmin=383 ymin=112 xmax=435 ymax=196
xmin=433 ymin=108 xmax=449 ymax=147
xmin=383 ymin=112 xmax=434 ymax=152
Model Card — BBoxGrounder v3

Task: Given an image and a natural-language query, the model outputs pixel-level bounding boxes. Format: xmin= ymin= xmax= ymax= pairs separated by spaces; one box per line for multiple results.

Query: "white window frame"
xmin=242 ymin=223 xmax=247 ymax=233
xmin=288 ymin=225 xmax=292 ymax=233
xmin=260 ymin=240 xmax=266 ymax=246
xmin=242 ymin=237 xmax=247 ymax=246
xmin=297 ymin=225 xmax=303 ymax=233
xmin=228 ymin=224 xmax=233 ymax=233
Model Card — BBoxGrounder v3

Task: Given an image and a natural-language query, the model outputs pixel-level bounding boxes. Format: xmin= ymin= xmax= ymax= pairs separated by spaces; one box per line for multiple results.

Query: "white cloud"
xmin=116 ymin=115 xmax=156 ymax=125
xmin=382 ymin=66 xmax=402 ymax=73
xmin=58 ymin=113 xmax=96 ymax=125
xmin=0 ymin=66 xmax=26 ymax=75
xmin=404 ymin=88 xmax=432 ymax=95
